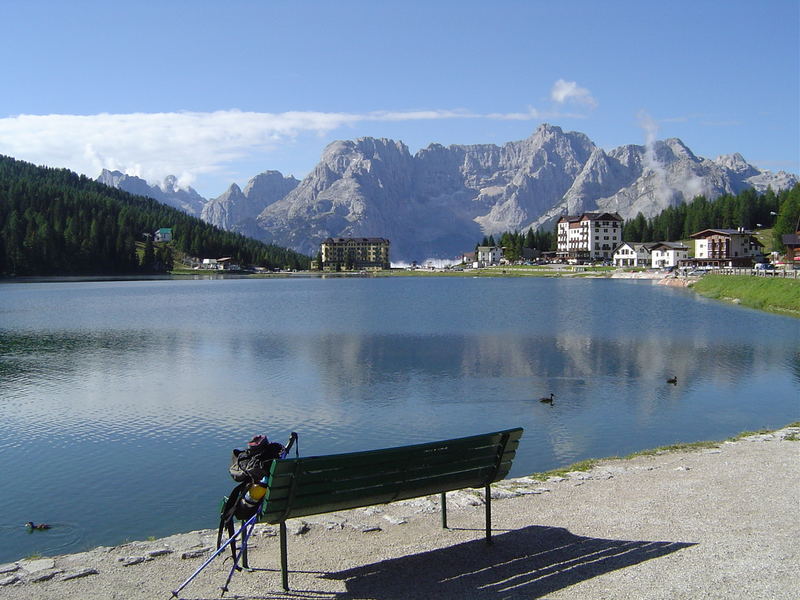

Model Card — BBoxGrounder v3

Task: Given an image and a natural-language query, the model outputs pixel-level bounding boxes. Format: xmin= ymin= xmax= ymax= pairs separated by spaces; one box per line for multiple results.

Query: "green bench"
xmin=258 ymin=427 xmax=523 ymax=590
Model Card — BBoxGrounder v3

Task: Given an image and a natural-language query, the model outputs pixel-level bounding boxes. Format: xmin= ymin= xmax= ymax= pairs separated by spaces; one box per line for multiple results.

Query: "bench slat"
xmin=264 ymin=458 xmax=499 ymax=502
xmin=266 ymin=446 xmax=503 ymax=491
xmin=260 ymin=467 xmax=496 ymax=522
xmin=272 ymin=438 xmax=506 ymax=474
xmin=269 ymin=430 xmax=520 ymax=476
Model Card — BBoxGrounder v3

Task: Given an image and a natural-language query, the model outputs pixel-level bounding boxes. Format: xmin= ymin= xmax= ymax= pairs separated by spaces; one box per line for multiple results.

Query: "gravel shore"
xmin=2 ymin=426 xmax=798 ymax=600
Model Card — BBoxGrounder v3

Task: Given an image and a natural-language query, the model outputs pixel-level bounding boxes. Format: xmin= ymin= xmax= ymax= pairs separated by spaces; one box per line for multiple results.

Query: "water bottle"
xmin=235 ymin=482 xmax=267 ymax=519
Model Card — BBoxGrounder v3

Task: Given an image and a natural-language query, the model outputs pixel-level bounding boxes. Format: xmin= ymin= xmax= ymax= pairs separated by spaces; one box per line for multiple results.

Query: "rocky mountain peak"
xmin=714 ymin=153 xmax=759 ymax=176
xmin=248 ymin=127 xmax=796 ymax=262
xmin=201 ymin=171 xmax=299 ymax=233
xmin=97 ymin=168 xmax=127 ymax=187
xmin=96 ymin=169 xmax=206 ymax=216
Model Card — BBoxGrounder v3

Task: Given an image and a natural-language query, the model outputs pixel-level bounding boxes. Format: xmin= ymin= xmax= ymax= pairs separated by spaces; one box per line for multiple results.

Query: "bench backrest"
xmin=259 ymin=428 xmax=523 ymax=524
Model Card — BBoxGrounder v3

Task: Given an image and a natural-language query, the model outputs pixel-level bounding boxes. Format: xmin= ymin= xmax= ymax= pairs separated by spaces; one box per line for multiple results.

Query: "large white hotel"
xmin=556 ymin=212 xmax=624 ymax=262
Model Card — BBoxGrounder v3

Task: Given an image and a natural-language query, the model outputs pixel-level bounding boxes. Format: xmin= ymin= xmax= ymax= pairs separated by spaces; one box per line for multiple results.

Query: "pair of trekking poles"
xmin=171 ymin=432 xmax=299 ymax=598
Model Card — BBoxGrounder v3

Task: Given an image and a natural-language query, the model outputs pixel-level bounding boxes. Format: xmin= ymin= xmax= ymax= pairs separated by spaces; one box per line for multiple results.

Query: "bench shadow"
xmin=323 ymin=525 xmax=695 ymax=599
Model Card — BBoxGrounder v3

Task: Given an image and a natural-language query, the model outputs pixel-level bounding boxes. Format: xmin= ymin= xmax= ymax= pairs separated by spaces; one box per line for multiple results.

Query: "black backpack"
xmin=228 ymin=437 xmax=285 ymax=483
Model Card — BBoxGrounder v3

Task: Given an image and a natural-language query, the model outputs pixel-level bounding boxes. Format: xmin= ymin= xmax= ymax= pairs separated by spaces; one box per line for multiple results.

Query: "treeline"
xmin=478 ymin=228 xmax=556 ymax=260
xmin=0 ymin=155 xmax=310 ymax=276
xmin=623 ymin=185 xmax=800 ymax=251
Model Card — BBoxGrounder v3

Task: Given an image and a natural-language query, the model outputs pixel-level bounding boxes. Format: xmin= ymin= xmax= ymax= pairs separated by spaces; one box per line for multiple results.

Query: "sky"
xmin=0 ymin=0 xmax=798 ymax=199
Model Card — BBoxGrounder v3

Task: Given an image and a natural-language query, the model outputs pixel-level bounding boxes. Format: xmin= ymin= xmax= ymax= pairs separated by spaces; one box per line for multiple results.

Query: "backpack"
xmin=228 ymin=436 xmax=285 ymax=483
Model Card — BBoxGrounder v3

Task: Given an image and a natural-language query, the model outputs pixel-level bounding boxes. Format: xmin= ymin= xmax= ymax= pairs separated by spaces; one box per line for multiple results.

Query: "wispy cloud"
xmin=550 ymin=79 xmax=598 ymax=109
xmin=0 ymin=96 xmax=594 ymax=189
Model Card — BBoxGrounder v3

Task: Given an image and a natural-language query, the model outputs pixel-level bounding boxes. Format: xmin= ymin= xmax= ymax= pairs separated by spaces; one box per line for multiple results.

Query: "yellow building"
xmin=320 ymin=237 xmax=390 ymax=271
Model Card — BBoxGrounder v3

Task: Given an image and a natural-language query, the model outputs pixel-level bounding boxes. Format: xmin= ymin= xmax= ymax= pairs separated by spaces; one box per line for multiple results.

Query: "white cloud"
xmin=0 ymin=103 xmax=598 ymax=191
xmin=550 ymin=79 xmax=598 ymax=109
xmin=0 ymin=108 xmax=555 ymax=189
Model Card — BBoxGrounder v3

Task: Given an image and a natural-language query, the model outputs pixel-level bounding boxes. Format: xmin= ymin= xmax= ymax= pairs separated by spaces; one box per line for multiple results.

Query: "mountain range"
xmin=97 ymin=124 xmax=797 ymax=262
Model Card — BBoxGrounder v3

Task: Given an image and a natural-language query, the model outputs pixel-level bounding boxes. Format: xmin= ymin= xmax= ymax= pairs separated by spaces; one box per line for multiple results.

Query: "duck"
xmin=539 ymin=393 xmax=554 ymax=404
xmin=666 ymin=376 xmax=677 ymax=385
xmin=25 ymin=522 xmax=50 ymax=530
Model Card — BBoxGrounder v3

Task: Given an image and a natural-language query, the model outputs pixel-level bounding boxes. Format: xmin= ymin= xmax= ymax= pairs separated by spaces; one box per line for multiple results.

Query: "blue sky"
xmin=1 ymin=0 xmax=797 ymax=198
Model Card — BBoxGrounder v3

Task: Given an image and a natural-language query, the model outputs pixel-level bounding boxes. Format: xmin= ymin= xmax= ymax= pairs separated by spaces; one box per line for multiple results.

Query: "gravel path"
xmin=2 ymin=426 xmax=798 ymax=599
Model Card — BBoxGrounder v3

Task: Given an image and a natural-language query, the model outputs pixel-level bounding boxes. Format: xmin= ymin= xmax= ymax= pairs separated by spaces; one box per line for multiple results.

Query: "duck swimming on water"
xmin=25 ymin=522 xmax=50 ymax=530
xmin=666 ymin=376 xmax=677 ymax=385
xmin=539 ymin=393 xmax=554 ymax=404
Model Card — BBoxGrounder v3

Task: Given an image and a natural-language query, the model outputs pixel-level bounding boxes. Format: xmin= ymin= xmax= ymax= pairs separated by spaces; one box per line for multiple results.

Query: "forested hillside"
xmin=0 ymin=156 xmax=309 ymax=276
xmin=622 ymin=185 xmax=800 ymax=250
xmin=476 ymin=229 xmax=557 ymax=258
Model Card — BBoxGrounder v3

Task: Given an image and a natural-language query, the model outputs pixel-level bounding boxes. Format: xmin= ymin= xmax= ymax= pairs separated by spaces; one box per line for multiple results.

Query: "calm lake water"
xmin=0 ymin=276 xmax=798 ymax=562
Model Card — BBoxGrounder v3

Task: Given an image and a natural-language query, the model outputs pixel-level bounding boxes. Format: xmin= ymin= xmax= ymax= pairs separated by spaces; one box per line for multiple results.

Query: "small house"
xmin=613 ymin=242 xmax=653 ymax=267
xmin=476 ymin=246 xmax=502 ymax=267
xmin=649 ymin=242 xmax=689 ymax=268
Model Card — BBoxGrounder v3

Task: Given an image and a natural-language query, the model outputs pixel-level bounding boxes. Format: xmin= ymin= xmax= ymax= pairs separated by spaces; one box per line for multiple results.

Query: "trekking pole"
xmin=221 ymin=432 xmax=299 ymax=591
xmin=220 ymin=513 xmax=260 ymax=596
xmin=170 ymin=516 xmax=255 ymax=598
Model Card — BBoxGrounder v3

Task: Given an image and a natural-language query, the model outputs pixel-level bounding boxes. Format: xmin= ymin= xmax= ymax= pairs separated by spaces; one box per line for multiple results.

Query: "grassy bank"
xmin=526 ymin=422 xmax=800 ymax=480
xmin=691 ymin=274 xmax=800 ymax=317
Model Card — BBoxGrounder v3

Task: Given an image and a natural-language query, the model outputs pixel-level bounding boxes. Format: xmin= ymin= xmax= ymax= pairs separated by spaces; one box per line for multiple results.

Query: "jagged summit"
xmin=97 ymin=126 xmax=798 ymax=263
xmin=97 ymin=169 xmax=205 ymax=216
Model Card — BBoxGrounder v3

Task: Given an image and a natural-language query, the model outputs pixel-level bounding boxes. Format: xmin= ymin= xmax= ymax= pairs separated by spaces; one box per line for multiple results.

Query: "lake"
xmin=0 ymin=276 xmax=797 ymax=562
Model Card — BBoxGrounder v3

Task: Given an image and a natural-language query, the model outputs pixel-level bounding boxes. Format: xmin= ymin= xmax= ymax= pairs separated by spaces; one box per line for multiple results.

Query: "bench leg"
xmin=485 ymin=485 xmax=492 ymax=545
xmin=280 ymin=522 xmax=289 ymax=591
xmin=441 ymin=492 xmax=448 ymax=529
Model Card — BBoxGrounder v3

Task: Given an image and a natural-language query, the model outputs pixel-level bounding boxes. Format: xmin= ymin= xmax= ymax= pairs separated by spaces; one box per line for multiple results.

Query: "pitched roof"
xmin=782 ymin=234 xmax=800 ymax=246
xmin=690 ymin=228 xmax=754 ymax=238
xmin=580 ymin=212 xmax=623 ymax=221
xmin=649 ymin=241 xmax=689 ymax=250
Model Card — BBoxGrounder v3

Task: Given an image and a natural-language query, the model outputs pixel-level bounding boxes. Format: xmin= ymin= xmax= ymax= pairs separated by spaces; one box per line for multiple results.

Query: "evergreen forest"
xmin=477 ymin=228 xmax=556 ymax=260
xmin=0 ymin=155 xmax=310 ymax=276
xmin=622 ymin=185 xmax=800 ymax=251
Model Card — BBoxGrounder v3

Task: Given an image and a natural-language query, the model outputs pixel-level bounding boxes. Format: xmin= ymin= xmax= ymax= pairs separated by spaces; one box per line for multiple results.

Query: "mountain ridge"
xmin=97 ymin=125 xmax=798 ymax=262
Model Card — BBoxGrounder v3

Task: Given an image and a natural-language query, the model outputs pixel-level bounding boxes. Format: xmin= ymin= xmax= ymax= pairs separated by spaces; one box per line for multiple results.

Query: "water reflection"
xmin=0 ymin=277 xmax=797 ymax=562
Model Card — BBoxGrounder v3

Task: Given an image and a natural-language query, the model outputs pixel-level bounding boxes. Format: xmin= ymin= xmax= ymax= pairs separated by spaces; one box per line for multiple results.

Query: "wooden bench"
xmin=258 ymin=427 xmax=523 ymax=590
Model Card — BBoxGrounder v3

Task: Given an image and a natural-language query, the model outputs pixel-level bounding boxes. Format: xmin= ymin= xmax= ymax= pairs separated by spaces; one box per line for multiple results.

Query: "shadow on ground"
xmin=323 ymin=525 xmax=695 ymax=599
xmin=185 ymin=526 xmax=695 ymax=599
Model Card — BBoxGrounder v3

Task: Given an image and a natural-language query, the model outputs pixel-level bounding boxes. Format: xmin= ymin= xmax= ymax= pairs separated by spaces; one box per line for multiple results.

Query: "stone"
xmin=120 ymin=556 xmax=147 ymax=566
xmin=19 ymin=558 xmax=55 ymax=573
xmin=0 ymin=564 xmax=19 ymax=575
xmin=61 ymin=568 xmax=99 ymax=581
xmin=181 ymin=548 xmax=211 ymax=560
xmin=0 ymin=575 xmax=20 ymax=586
xmin=516 ymin=487 xmax=551 ymax=495
xmin=350 ymin=524 xmax=382 ymax=533
xmin=382 ymin=515 xmax=408 ymax=525
xmin=29 ymin=569 xmax=61 ymax=583
xmin=289 ymin=521 xmax=310 ymax=536
xmin=489 ymin=488 xmax=520 ymax=500
xmin=146 ymin=549 xmax=173 ymax=558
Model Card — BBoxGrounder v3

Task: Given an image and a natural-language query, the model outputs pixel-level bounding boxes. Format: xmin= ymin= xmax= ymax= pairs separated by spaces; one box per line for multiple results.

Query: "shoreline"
xmin=2 ymin=424 xmax=797 ymax=599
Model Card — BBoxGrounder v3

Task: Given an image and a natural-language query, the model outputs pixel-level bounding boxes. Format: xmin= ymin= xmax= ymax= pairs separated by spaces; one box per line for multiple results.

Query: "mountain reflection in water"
xmin=0 ymin=276 xmax=797 ymax=562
